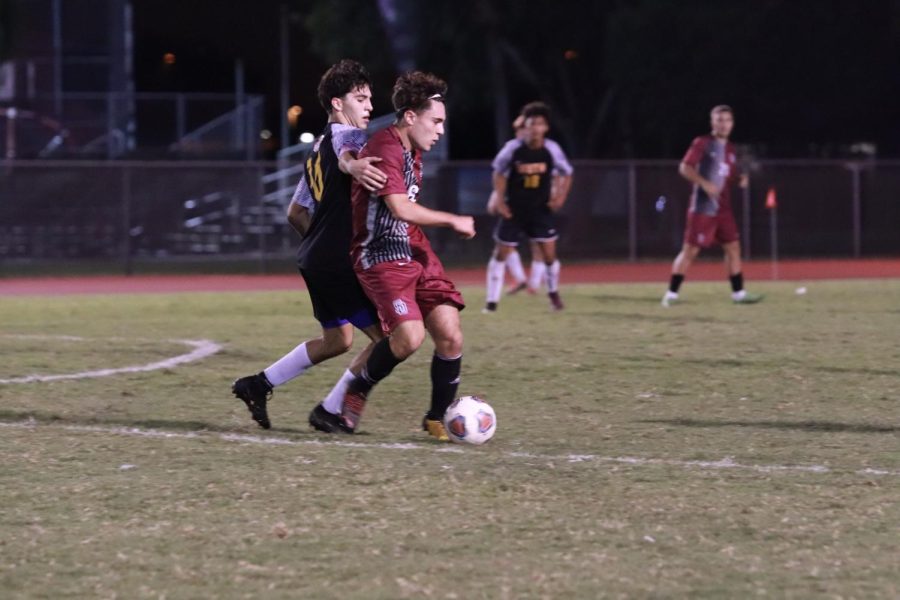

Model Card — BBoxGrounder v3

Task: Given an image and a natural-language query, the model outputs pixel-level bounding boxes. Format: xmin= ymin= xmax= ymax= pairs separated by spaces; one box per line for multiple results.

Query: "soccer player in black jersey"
xmin=231 ymin=60 xmax=389 ymax=431
xmin=485 ymin=102 xmax=573 ymax=312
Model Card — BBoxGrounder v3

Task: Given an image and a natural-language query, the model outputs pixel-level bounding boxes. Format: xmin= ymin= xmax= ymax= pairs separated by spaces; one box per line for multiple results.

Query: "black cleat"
xmin=308 ymin=403 xmax=343 ymax=434
xmin=231 ymin=372 xmax=273 ymax=429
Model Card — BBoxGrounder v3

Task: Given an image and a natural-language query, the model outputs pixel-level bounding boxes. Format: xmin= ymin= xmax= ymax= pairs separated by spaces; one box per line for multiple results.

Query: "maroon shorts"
xmin=355 ymin=248 xmax=465 ymax=334
xmin=684 ymin=211 xmax=739 ymax=248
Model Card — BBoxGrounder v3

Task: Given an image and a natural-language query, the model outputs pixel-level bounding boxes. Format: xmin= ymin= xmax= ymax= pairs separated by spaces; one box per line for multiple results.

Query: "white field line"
xmin=1 ymin=420 xmax=898 ymax=478
xmin=0 ymin=338 xmax=222 ymax=384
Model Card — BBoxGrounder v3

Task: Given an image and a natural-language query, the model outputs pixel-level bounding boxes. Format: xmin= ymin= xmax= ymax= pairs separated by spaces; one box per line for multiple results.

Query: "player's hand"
xmin=350 ymin=157 xmax=387 ymax=192
xmin=738 ymin=174 xmax=749 ymax=189
xmin=701 ymin=180 xmax=720 ymax=199
xmin=496 ymin=200 xmax=513 ymax=219
xmin=453 ymin=215 xmax=476 ymax=239
xmin=548 ymin=197 xmax=564 ymax=213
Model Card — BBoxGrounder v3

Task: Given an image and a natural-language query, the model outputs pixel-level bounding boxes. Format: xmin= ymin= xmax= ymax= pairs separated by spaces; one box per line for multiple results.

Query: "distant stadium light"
xmin=163 ymin=52 xmax=176 ymax=65
xmin=260 ymin=129 xmax=272 ymax=140
xmin=299 ymin=132 xmax=315 ymax=144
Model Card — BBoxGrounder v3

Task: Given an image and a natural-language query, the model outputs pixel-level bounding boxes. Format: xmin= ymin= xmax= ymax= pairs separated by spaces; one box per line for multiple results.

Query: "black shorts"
xmin=493 ymin=208 xmax=559 ymax=246
xmin=299 ymin=267 xmax=379 ymax=330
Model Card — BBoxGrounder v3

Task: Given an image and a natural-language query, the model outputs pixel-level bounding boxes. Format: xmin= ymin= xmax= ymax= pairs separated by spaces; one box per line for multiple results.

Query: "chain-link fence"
xmin=1 ymin=159 xmax=898 ymax=275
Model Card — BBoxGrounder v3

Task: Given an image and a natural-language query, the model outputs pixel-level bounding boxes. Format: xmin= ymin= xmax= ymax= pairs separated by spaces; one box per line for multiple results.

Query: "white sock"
xmin=529 ymin=261 xmax=546 ymax=290
xmin=664 ymin=290 xmax=679 ymax=300
xmin=545 ymin=260 xmax=561 ymax=293
xmin=486 ymin=258 xmax=505 ymax=303
xmin=505 ymin=251 xmax=527 ymax=284
xmin=732 ymin=289 xmax=747 ymax=301
xmin=263 ymin=341 xmax=313 ymax=387
xmin=321 ymin=368 xmax=355 ymax=414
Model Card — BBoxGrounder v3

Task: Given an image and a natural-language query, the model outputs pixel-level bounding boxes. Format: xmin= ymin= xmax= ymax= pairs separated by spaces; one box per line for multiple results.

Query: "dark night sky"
xmin=132 ymin=0 xmax=900 ymax=159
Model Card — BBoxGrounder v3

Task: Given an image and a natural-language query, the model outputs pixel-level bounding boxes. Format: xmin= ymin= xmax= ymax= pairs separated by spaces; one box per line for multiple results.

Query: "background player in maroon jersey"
xmin=662 ymin=105 xmax=763 ymax=307
xmin=339 ymin=71 xmax=476 ymax=440
xmin=231 ymin=60 xmax=388 ymax=431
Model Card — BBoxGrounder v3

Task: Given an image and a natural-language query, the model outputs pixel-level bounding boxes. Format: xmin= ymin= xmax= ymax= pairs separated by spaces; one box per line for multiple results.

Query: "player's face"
xmin=336 ymin=85 xmax=373 ymax=129
xmin=710 ymin=111 xmax=734 ymax=139
xmin=407 ymin=101 xmax=446 ymax=152
xmin=524 ymin=115 xmax=549 ymax=145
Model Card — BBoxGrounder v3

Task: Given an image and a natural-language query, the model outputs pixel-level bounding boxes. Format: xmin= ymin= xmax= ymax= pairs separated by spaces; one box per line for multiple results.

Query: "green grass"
xmin=1 ymin=280 xmax=899 ymax=598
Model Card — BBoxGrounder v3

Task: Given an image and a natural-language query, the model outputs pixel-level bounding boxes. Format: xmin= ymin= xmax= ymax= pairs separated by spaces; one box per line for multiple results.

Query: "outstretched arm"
xmin=383 ymin=194 xmax=475 ymax=239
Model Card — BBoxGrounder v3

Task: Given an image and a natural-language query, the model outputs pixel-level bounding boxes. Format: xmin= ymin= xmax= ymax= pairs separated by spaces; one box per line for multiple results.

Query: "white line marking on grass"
xmin=0 ymin=338 xmax=222 ymax=384
xmin=1 ymin=420 xmax=898 ymax=478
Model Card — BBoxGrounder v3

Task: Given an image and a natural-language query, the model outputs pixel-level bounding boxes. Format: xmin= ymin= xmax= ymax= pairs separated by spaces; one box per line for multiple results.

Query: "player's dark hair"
xmin=521 ymin=101 xmax=551 ymax=122
xmin=710 ymin=104 xmax=733 ymax=116
xmin=392 ymin=71 xmax=447 ymax=118
xmin=317 ymin=59 xmax=371 ymax=113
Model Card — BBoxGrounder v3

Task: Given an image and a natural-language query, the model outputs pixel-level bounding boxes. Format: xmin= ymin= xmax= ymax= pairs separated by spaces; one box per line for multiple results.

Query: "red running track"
xmin=1 ymin=259 xmax=899 ymax=296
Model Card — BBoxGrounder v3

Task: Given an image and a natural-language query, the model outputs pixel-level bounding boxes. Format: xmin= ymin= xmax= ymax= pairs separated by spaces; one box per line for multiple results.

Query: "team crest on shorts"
xmin=392 ymin=298 xmax=409 ymax=315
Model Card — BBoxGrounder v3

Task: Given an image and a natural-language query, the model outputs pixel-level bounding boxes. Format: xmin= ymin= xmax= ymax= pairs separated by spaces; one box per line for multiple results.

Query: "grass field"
xmin=1 ymin=280 xmax=899 ymax=598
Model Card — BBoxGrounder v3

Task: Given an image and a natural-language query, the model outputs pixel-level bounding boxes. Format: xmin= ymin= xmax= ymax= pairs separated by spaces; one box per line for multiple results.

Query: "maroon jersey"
xmin=682 ymin=135 xmax=739 ymax=216
xmin=350 ymin=126 xmax=431 ymax=270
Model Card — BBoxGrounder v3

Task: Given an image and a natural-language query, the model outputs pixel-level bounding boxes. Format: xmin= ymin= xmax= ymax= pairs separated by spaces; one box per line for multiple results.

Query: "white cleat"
xmin=661 ymin=291 xmax=679 ymax=307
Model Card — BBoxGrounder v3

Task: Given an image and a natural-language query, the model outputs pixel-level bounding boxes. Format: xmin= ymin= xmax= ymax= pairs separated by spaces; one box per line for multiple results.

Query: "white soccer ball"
xmin=443 ymin=395 xmax=496 ymax=445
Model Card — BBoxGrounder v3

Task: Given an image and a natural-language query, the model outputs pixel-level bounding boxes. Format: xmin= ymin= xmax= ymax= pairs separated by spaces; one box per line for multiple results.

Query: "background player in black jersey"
xmin=231 ymin=59 xmax=389 ymax=432
xmin=484 ymin=102 xmax=573 ymax=312
xmin=486 ymin=113 xmax=539 ymax=296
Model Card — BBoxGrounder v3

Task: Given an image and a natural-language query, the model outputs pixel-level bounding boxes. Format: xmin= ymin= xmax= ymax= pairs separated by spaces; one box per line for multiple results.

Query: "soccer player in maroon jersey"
xmin=231 ymin=60 xmax=388 ymax=431
xmin=662 ymin=105 xmax=763 ymax=307
xmin=339 ymin=71 xmax=476 ymax=440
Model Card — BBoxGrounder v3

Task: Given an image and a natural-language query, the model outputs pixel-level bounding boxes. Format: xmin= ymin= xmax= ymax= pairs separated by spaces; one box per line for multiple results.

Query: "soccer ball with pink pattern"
xmin=443 ymin=396 xmax=496 ymax=445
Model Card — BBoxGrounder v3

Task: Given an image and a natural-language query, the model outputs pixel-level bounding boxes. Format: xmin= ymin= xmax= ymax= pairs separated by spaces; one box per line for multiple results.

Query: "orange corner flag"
xmin=765 ymin=187 xmax=777 ymax=209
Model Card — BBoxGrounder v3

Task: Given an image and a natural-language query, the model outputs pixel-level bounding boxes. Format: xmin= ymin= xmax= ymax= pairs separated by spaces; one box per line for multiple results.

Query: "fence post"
xmin=122 ymin=165 xmax=133 ymax=275
xmin=769 ymin=202 xmax=778 ymax=280
xmin=176 ymin=93 xmax=186 ymax=143
xmin=258 ymin=165 xmax=267 ymax=274
xmin=627 ymin=163 xmax=637 ymax=262
xmin=742 ymin=178 xmax=751 ymax=260
xmin=850 ymin=163 xmax=861 ymax=258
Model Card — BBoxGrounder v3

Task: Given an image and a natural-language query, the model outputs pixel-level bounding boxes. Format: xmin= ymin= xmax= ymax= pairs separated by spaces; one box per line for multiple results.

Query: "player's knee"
xmin=435 ymin=327 xmax=463 ymax=357
xmin=321 ymin=330 xmax=353 ymax=357
xmin=391 ymin=324 xmax=425 ymax=359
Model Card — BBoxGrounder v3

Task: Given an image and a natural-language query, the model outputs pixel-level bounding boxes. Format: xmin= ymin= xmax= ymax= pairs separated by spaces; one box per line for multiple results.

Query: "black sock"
xmin=428 ymin=354 xmax=461 ymax=420
xmin=669 ymin=274 xmax=685 ymax=293
xmin=349 ymin=338 xmax=404 ymax=395
xmin=729 ymin=272 xmax=744 ymax=293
